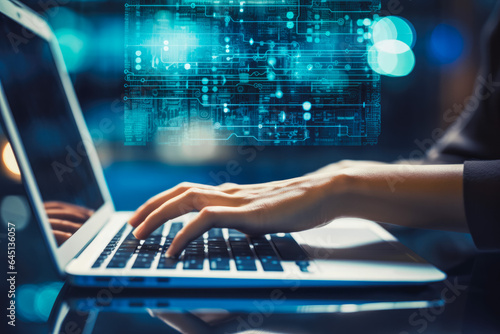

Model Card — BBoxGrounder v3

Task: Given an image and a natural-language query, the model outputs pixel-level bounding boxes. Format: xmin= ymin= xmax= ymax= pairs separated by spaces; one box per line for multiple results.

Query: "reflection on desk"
xmin=48 ymin=253 xmax=500 ymax=334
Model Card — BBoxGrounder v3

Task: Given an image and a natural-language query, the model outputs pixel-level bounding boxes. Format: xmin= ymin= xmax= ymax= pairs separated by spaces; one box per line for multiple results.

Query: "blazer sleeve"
xmin=464 ymin=160 xmax=500 ymax=250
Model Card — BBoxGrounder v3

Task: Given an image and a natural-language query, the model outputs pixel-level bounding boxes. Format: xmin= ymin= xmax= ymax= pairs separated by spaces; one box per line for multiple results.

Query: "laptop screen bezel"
xmin=0 ymin=0 xmax=115 ymax=276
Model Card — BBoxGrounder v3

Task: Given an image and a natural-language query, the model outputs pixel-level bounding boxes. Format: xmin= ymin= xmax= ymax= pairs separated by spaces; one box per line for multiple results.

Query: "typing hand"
xmin=45 ymin=201 xmax=94 ymax=245
xmin=128 ymin=173 xmax=338 ymax=257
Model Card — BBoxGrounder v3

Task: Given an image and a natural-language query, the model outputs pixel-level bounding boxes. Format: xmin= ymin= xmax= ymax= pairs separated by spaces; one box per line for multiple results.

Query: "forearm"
xmin=328 ymin=164 xmax=468 ymax=233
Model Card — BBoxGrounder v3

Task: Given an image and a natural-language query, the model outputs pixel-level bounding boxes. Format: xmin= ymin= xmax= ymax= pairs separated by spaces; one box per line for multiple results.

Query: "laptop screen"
xmin=0 ymin=13 xmax=104 ymax=246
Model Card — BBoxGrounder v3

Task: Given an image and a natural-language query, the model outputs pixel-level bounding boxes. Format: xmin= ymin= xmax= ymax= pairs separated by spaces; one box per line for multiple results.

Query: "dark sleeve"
xmin=464 ymin=160 xmax=500 ymax=250
xmin=424 ymin=2 xmax=500 ymax=165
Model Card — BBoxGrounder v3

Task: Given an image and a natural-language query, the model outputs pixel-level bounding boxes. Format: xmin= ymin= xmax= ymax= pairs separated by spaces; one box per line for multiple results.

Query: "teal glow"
xmin=275 ymin=90 xmax=283 ymax=98
xmin=372 ymin=16 xmax=416 ymax=48
xmin=302 ymin=101 xmax=312 ymax=111
xmin=184 ymin=63 xmax=191 ymax=70
xmin=368 ymin=40 xmax=415 ymax=77
xmin=286 ymin=11 xmax=294 ymax=19
xmin=54 ymin=28 xmax=88 ymax=72
xmin=303 ymin=112 xmax=312 ymax=120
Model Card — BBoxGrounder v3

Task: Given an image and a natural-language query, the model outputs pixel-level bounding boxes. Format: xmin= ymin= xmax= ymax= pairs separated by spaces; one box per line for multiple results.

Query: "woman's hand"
xmin=128 ymin=173 xmax=343 ymax=257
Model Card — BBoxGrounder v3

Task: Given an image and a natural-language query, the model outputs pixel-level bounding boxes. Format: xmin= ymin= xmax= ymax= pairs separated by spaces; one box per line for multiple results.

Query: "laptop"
xmin=0 ymin=0 xmax=446 ymax=288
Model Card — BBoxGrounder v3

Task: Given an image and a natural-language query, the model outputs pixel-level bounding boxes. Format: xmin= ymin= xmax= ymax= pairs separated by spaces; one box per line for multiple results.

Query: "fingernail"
xmin=132 ymin=228 xmax=142 ymax=239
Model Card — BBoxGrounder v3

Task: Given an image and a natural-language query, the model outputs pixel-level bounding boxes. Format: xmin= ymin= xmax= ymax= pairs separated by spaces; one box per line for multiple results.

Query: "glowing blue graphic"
xmin=125 ymin=0 xmax=383 ymax=146
xmin=429 ymin=24 xmax=464 ymax=64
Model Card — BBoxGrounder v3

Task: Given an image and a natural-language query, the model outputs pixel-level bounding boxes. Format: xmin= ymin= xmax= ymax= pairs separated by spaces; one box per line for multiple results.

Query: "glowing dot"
xmin=135 ymin=64 xmax=141 ymax=70
xmin=325 ymin=31 xmax=330 ymax=36
xmin=267 ymin=71 xmax=276 ymax=80
xmin=357 ymin=19 xmax=363 ymax=26
xmin=135 ymin=57 xmax=141 ymax=63
xmin=303 ymin=112 xmax=312 ymax=120
xmin=135 ymin=50 xmax=142 ymax=56
xmin=240 ymin=8 xmax=243 ymax=12
xmin=202 ymin=77 xmax=209 ymax=85
xmin=163 ymin=46 xmax=169 ymax=51
xmin=357 ymin=36 xmax=364 ymax=43
xmin=363 ymin=18 xmax=372 ymax=26
xmin=307 ymin=64 xmax=313 ymax=71
xmin=287 ymin=21 xmax=294 ymax=29
xmin=302 ymin=101 xmax=312 ymax=111
xmin=226 ymin=49 xmax=230 ymax=53
xmin=226 ymin=57 xmax=231 ymax=61
xmin=212 ymin=66 xmax=217 ymax=72
xmin=275 ymin=90 xmax=283 ymax=99
xmin=202 ymin=94 xmax=208 ymax=101
xmin=225 ymin=37 xmax=230 ymax=43
xmin=225 ymin=44 xmax=230 ymax=49
xmin=258 ymin=124 xmax=263 ymax=129
xmin=268 ymin=57 xmax=276 ymax=66
xmin=202 ymin=86 xmax=208 ymax=93
xmin=357 ymin=28 xmax=364 ymax=35
xmin=249 ymin=38 xmax=254 ymax=45
xmin=223 ymin=103 xmax=228 ymax=107
xmin=224 ymin=107 xmax=229 ymax=113
xmin=212 ymin=86 xmax=218 ymax=92
xmin=163 ymin=40 xmax=169 ymax=45
xmin=184 ymin=63 xmax=191 ymax=70
xmin=286 ymin=11 xmax=294 ymax=19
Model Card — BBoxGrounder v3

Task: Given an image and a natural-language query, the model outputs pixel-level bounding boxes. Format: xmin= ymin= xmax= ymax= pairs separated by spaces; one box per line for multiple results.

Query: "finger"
xmin=45 ymin=209 xmax=89 ymax=223
xmin=49 ymin=219 xmax=82 ymax=234
xmin=133 ymin=189 xmax=240 ymax=239
xmin=44 ymin=202 xmax=94 ymax=216
xmin=148 ymin=310 xmax=212 ymax=334
xmin=53 ymin=230 xmax=72 ymax=246
xmin=166 ymin=207 xmax=243 ymax=257
xmin=128 ymin=182 xmax=216 ymax=227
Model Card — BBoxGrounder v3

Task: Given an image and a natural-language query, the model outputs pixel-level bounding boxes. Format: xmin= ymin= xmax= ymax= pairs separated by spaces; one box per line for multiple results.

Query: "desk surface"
xmin=27 ymin=253 xmax=500 ymax=334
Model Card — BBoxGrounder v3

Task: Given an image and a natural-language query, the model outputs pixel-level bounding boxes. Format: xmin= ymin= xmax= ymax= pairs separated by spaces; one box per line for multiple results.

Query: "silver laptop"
xmin=0 ymin=0 xmax=445 ymax=288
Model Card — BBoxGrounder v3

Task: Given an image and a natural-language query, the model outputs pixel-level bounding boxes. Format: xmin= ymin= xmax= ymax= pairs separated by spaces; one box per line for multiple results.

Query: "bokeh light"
xmin=429 ymin=24 xmax=464 ymax=64
xmin=372 ymin=16 xmax=416 ymax=48
xmin=368 ymin=40 xmax=415 ymax=77
xmin=2 ymin=142 xmax=20 ymax=178
xmin=368 ymin=16 xmax=416 ymax=77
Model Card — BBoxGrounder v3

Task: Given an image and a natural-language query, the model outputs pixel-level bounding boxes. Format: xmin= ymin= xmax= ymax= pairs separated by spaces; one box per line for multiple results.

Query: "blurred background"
xmin=0 ymin=0 xmax=494 ymax=330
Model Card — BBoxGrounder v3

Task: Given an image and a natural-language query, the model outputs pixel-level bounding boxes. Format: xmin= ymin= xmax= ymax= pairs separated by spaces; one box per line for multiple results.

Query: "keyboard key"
xmin=183 ymin=257 xmax=204 ymax=270
xmin=270 ymin=234 xmax=308 ymax=261
xmin=157 ymin=255 xmax=179 ymax=269
xmin=209 ymin=258 xmax=230 ymax=270
xmin=167 ymin=222 xmax=183 ymax=238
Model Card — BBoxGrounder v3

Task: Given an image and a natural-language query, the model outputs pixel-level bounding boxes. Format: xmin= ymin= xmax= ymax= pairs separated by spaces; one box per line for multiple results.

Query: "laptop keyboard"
xmin=92 ymin=222 xmax=310 ymax=272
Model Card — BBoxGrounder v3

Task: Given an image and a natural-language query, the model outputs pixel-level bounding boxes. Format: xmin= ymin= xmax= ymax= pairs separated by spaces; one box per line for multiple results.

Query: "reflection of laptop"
xmin=49 ymin=285 xmax=443 ymax=334
xmin=0 ymin=0 xmax=445 ymax=288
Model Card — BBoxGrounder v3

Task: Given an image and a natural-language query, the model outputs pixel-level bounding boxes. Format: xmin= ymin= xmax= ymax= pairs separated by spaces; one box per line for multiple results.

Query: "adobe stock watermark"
xmin=399 ymin=277 xmax=467 ymax=334
xmin=385 ymin=73 xmax=500 ymax=192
